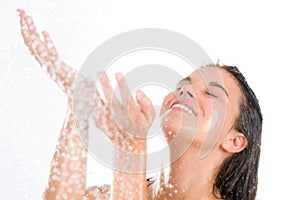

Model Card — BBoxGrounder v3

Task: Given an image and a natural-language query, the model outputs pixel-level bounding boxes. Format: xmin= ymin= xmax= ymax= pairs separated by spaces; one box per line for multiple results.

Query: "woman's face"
xmin=160 ymin=67 xmax=242 ymax=157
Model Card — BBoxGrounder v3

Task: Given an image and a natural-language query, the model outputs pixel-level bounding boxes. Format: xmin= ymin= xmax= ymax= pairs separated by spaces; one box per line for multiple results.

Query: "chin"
xmin=160 ymin=110 xmax=201 ymax=147
xmin=160 ymin=110 xmax=183 ymax=143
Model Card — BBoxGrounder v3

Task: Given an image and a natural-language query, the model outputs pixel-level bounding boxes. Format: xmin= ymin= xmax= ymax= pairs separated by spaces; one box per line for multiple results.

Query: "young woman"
xmin=18 ymin=10 xmax=262 ymax=200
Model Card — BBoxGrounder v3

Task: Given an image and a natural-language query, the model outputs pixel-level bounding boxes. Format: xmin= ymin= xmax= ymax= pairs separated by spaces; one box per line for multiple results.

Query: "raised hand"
xmin=18 ymin=10 xmax=155 ymax=199
xmin=94 ymin=72 xmax=155 ymax=200
xmin=95 ymin=72 xmax=155 ymax=153
xmin=18 ymin=9 xmax=77 ymax=96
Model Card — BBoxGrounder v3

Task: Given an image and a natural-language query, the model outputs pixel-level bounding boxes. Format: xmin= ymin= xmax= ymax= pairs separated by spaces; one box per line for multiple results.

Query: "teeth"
xmin=171 ymin=104 xmax=196 ymax=116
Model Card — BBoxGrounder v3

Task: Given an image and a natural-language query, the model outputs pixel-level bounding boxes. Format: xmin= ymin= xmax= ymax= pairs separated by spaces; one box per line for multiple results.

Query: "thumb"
xmin=136 ymin=90 xmax=155 ymax=125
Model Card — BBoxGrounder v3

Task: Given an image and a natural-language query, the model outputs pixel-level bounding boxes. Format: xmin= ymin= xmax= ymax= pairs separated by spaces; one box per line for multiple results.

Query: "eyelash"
xmin=205 ymin=91 xmax=218 ymax=98
xmin=176 ymin=86 xmax=182 ymax=91
xmin=177 ymin=86 xmax=217 ymax=98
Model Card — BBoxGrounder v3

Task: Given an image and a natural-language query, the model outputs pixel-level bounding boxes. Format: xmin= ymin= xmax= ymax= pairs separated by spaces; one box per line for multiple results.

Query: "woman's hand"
xmin=94 ymin=72 xmax=155 ymax=153
xmin=18 ymin=9 xmax=77 ymax=97
xmin=94 ymin=72 xmax=154 ymax=200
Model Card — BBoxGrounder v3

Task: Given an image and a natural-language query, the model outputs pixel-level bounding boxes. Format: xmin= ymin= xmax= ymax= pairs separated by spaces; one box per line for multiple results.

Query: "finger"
xmin=18 ymin=11 xmax=42 ymax=65
xmin=100 ymin=72 xmax=114 ymax=108
xmin=136 ymin=90 xmax=155 ymax=124
xmin=116 ymin=73 xmax=137 ymax=110
xmin=18 ymin=10 xmax=33 ymax=42
xmin=23 ymin=14 xmax=41 ymax=41
xmin=42 ymin=31 xmax=59 ymax=62
xmin=23 ymin=15 xmax=47 ymax=61
xmin=42 ymin=30 xmax=77 ymax=89
xmin=17 ymin=9 xmax=25 ymax=15
xmin=18 ymin=10 xmax=31 ymax=46
xmin=19 ymin=12 xmax=46 ymax=66
xmin=93 ymin=89 xmax=107 ymax=127
xmin=94 ymin=90 xmax=105 ymax=109
xmin=41 ymin=31 xmax=63 ymax=76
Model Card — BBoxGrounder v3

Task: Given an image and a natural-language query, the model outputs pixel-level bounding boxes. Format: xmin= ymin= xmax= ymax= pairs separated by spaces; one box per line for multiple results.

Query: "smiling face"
xmin=160 ymin=66 xmax=242 ymax=157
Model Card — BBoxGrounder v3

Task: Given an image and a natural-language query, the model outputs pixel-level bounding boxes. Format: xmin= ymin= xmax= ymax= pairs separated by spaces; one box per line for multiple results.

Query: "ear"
xmin=221 ymin=130 xmax=248 ymax=153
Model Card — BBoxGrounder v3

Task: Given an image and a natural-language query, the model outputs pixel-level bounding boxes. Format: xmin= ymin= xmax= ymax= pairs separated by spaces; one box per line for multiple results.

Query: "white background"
xmin=1 ymin=0 xmax=300 ymax=199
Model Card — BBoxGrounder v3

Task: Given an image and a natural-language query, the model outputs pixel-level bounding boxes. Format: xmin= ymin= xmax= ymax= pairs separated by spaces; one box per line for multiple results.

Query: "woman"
xmin=18 ymin=10 xmax=262 ymax=200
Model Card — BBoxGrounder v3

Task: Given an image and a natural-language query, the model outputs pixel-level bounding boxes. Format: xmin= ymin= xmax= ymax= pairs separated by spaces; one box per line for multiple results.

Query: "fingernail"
xmin=137 ymin=90 xmax=145 ymax=100
xmin=100 ymin=71 xmax=108 ymax=80
xmin=115 ymin=73 xmax=123 ymax=82
xmin=97 ymin=71 xmax=103 ymax=77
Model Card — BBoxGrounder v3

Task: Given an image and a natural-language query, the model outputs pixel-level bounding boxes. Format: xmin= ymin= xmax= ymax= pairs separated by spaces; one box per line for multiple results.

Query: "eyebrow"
xmin=209 ymin=81 xmax=229 ymax=98
xmin=178 ymin=77 xmax=191 ymax=83
xmin=177 ymin=78 xmax=229 ymax=98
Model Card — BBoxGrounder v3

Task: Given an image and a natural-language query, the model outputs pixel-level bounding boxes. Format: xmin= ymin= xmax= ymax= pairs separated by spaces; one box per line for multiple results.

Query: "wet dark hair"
xmin=212 ymin=64 xmax=263 ymax=200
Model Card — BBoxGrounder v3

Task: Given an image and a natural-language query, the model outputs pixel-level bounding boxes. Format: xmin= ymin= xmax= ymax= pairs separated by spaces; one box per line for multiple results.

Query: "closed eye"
xmin=176 ymin=77 xmax=191 ymax=91
xmin=205 ymin=91 xmax=218 ymax=98
xmin=176 ymin=86 xmax=182 ymax=91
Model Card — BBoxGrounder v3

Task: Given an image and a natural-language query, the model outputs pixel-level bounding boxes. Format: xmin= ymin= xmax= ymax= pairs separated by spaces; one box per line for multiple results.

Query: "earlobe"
xmin=221 ymin=131 xmax=248 ymax=153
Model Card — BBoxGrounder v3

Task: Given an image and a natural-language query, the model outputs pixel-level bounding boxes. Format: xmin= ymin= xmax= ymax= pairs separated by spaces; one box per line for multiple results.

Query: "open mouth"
xmin=170 ymin=102 xmax=196 ymax=117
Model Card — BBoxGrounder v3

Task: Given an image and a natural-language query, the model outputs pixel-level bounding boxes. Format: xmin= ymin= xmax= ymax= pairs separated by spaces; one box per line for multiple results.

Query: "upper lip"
xmin=169 ymin=99 xmax=197 ymax=116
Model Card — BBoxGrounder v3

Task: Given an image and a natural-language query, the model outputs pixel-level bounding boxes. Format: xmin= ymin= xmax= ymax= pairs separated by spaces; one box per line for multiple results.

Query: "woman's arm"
xmin=112 ymin=154 xmax=148 ymax=199
xmin=43 ymin=110 xmax=88 ymax=199
xmin=18 ymin=10 xmax=91 ymax=199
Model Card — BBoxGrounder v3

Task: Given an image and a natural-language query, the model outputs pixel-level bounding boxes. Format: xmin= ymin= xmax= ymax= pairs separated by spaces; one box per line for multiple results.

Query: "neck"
xmin=159 ymin=146 xmax=225 ymax=199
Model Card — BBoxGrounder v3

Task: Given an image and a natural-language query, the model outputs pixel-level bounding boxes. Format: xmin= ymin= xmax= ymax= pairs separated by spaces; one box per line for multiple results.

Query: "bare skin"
xmin=18 ymin=9 xmax=90 ymax=199
xmin=18 ymin=10 xmax=153 ymax=200
xmin=19 ymin=10 xmax=248 ymax=200
xmin=157 ymin=68 xmax=248 ymax=199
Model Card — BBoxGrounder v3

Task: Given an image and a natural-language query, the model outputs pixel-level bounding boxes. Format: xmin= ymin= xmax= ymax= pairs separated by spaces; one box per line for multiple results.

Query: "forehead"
xmin=188 ymin=67 xmax=241 ymax=100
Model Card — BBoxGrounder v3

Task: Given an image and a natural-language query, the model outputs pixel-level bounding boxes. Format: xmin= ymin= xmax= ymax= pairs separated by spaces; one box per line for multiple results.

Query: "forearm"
xmin=44 ymin=109 xmax=88 ymax=199
xmin=112 ymin=146 xmax=148 ymax=200
xmin=113 ymin=171 xmax=148 ymax=200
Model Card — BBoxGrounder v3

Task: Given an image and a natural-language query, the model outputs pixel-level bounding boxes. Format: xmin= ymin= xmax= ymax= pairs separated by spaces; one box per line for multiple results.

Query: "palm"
xmin=18 ymin=9 xmax=77 ymax=96
xmin=94 ymin=72 xmax=155 ymax=153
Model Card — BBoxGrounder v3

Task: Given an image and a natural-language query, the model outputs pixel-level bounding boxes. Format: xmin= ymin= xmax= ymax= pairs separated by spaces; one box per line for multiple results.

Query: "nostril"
xmin=187 ymin=91 xmax=194 ymax=98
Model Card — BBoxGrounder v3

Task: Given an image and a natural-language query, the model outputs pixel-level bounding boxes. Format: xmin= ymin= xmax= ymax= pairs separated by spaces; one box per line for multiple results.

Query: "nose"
xmin=178 ymin=85 xmax=194 ymax=98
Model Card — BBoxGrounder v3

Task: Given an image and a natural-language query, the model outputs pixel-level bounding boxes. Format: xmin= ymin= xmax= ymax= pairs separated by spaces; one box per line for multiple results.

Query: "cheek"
xmin=198 ymin=104 xmax=229 ymax=158
xmin=196 ymin=99 xmax=216 ymax=132
xmin=198 ymin=109 xmax=220 ymax=133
